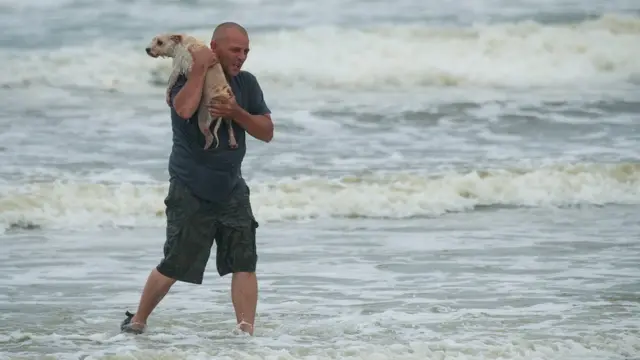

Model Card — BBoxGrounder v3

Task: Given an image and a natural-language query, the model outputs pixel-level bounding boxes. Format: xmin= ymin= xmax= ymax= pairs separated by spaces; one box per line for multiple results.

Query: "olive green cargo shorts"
xmin=156 ymin=179 xmax=259 ymax=284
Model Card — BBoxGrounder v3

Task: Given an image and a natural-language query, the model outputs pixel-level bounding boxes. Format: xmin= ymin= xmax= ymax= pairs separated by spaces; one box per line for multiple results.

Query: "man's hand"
xmin=188 ymin=46 xmax=218 ymax=73
xmin=208 ymin=95 xmax=240 ymax=119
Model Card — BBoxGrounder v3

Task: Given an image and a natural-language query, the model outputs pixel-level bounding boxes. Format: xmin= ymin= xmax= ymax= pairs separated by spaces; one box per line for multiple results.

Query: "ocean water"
xmin=1 ymin=0 xmax=640 ymax=358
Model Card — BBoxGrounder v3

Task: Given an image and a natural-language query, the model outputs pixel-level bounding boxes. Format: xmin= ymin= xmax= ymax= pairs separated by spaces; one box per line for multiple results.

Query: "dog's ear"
xmin=169 ymin=34 xmax=182 ymax=43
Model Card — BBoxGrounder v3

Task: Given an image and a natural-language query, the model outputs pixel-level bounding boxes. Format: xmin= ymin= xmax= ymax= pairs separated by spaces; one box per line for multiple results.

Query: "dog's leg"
xmin=207 ymin=84 xmax=234 ymax=149
xmin=198 ymin=93 xmax=217 ymax=150
xmin=211 ymin=117 xmax=222 ymax=148
xmin=197 ymin=63 xmax=220 ymax=149
xmin=198 ymin=110 xmax=215 ymax=149
xmin=204 ymin=92 xmax=221 ymax=149
xmin=226 ymin=119 xmax=238 ymax=149
xmin=218 ymin=85 xmax=237 ymax=149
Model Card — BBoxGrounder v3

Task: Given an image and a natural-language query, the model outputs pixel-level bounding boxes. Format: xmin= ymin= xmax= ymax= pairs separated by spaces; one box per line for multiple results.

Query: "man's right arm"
xmin=171 ymin=66 xmax=208 ymax=120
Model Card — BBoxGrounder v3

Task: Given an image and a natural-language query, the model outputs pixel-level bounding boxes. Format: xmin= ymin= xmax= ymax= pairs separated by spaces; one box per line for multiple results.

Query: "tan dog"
xmin=145 ymin=33 xmax=237 ymax=150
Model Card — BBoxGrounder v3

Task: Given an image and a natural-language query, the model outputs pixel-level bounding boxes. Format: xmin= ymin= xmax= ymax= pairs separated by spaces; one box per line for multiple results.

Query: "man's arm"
xmin=233 ymin=74 xmax=273 ymax=143
xmin=171 ymin=66 xmax=207 ymax=120
xmin=171 ymin=46 xmax=218 ymax=119
xmin=233 ymin=110 xmax=273 ymax=143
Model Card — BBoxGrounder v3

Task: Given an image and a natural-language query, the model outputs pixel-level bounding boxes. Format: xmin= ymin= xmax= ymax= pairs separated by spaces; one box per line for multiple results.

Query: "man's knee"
xmin=232 ymin=271 xmax=256 ymax=278
xmin=156 ymin=261 xmax=207 ymax=284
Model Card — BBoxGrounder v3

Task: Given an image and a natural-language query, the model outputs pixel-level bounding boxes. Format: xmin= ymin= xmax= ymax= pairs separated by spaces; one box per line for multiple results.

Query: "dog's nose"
xmin=145 ymin=47 xmax=151 ymax=54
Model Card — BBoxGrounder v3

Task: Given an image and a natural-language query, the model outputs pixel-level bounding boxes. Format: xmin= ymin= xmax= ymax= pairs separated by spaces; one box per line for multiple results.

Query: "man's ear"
xmin=210 ymin=40 xmax=217 ymax=51
xmin=170 ymin=34 xmax=182 ymax=43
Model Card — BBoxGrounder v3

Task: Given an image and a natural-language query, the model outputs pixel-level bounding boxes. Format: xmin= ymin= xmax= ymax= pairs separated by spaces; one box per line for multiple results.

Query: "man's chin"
xmin=222 ymin=65 xmax=241 ymax=78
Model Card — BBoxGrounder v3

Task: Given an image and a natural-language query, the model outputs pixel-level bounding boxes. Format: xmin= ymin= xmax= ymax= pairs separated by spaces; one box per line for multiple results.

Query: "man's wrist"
xmin=231 ymin=104 xmax=248 ymax=121
xmin=188 ymin=64 xmax=207 ymax=77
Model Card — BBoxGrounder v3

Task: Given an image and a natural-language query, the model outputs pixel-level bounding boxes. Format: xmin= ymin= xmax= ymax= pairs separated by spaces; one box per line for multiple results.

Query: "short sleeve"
xmin=169 ymin=74 xmax=187 ymax=108
xmin=168 ymin=75 xmax=189 ymax=121
xmin=246 ymin=73 xmax=271 ymax=116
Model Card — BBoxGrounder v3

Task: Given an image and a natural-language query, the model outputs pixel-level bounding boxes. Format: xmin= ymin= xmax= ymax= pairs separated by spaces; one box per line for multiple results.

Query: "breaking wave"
xmin=1 ymin=162 xmax=638 ymax=232
xmin=2 ymin=14 xmax=640 ymax=93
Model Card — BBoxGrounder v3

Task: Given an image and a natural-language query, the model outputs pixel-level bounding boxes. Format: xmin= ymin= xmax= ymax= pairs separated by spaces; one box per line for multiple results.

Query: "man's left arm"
xmin=232 ymin=75 xmax=273 ymax=143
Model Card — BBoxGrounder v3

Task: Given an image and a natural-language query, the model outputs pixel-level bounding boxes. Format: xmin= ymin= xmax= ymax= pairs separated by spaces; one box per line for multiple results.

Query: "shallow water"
xmin=1 ymin=0 xmax=640 ymax=358
xmin=2 ymin=207 xmax=639 ymax=359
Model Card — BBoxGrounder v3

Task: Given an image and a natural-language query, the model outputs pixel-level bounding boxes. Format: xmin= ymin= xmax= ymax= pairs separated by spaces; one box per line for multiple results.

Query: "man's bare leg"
xmin=129 ymin=268 xmax=177 ymax=328
xmin=231 ymin=272 xmax=258 ymax=335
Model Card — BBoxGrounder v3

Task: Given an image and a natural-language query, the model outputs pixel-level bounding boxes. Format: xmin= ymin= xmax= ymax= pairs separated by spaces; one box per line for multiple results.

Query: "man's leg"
xmin=215 ymin=221 xmax=259 ymax=335
xmin=121 ymin=180 xmax=216 ymax=334
xmin=125 ymin=269 xmax=177 ymax=332
xmin=231 ymin=271 xmax=258 ymax=333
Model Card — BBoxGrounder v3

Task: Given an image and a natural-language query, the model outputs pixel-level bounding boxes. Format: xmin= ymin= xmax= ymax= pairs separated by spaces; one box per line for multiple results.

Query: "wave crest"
xmin=3 ymin=14 xmax=640 ymax=93
xmin=1 ymin=162 xmax=638 ymax=231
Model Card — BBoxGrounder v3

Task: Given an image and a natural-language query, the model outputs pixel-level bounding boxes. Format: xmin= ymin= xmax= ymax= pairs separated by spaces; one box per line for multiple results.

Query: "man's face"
xmin=210 ymin=29 xmax=250 ymax=77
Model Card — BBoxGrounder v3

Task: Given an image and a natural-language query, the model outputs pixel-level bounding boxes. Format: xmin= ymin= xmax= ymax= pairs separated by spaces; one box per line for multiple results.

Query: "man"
xmin=120 ymin=22 xmax=273 ymax=336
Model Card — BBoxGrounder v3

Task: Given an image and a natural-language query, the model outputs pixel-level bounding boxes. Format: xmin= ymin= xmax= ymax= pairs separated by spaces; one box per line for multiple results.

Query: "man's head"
xmin=210 ymin=22 xmax=250 ymax=77
xmin=145 ymin=34 xmax=184 ymax=58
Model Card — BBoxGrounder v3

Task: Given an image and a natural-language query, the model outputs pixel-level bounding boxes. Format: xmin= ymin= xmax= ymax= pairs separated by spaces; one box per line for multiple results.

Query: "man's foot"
xmin=120 ymin=311 xmax=146 ymax=334
xmin=232 ymin=320 xmax=254 ymax=336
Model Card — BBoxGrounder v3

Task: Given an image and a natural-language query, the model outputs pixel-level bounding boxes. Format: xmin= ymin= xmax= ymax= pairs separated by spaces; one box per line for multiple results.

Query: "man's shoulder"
xmin=237 ymin=70 xmax=257 ymax=80
xmin=233 ymin=70 xmax=260 ymax=86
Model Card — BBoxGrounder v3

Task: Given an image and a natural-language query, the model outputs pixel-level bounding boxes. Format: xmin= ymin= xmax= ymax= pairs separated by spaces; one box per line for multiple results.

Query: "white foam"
xmin=3 ymin=40 xmax=154 ymax=94
xmin=0 ymin=0 xmax=71 ymax=10
xmin=2 ymin=329 xmax=638 ymax=360
xmin=1 ymin=162 xmax=638 ymax=232
xmin=246 ymin=14 xmax=640 ymax=89
xmin=3 ymin=14 xmax=639 ymax=94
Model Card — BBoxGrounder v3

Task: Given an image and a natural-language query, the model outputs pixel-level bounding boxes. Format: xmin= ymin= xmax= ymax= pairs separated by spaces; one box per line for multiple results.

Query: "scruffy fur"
xmin=145 ymin=33 xmax=237 ymax=150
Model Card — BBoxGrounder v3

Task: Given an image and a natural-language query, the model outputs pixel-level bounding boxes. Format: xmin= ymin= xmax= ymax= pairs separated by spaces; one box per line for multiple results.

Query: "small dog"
xmin=145 ymin=33 xmax=237 ymax=150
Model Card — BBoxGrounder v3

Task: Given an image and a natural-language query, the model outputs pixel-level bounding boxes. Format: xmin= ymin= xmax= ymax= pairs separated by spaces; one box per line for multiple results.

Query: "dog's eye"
xmin=157 ymin=40 xmax=164 ymax=46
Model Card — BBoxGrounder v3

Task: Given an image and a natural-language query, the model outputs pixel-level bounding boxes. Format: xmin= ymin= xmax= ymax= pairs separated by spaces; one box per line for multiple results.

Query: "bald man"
xmin=120 ymin=22 xmax=273 ymax=336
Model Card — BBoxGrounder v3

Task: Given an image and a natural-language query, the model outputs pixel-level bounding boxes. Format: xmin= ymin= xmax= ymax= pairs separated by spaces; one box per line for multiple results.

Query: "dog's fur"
xmin=145 ymin=33 xmax=237 ymax=150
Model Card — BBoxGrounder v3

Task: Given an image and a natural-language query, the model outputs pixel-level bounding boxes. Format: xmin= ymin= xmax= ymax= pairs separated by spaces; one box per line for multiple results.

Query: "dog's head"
xmin=145 ymin=34 xmax=184 ymax=58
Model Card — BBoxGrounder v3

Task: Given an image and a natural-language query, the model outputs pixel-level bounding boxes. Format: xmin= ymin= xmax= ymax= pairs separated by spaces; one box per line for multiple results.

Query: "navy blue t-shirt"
xmin=167 ymin=70 xmax=270 ymax=203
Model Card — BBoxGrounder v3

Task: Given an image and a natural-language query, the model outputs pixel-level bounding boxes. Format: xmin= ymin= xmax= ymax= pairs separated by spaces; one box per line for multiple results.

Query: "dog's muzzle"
xmin=145 ymin=47 xmax=152 ymax=55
